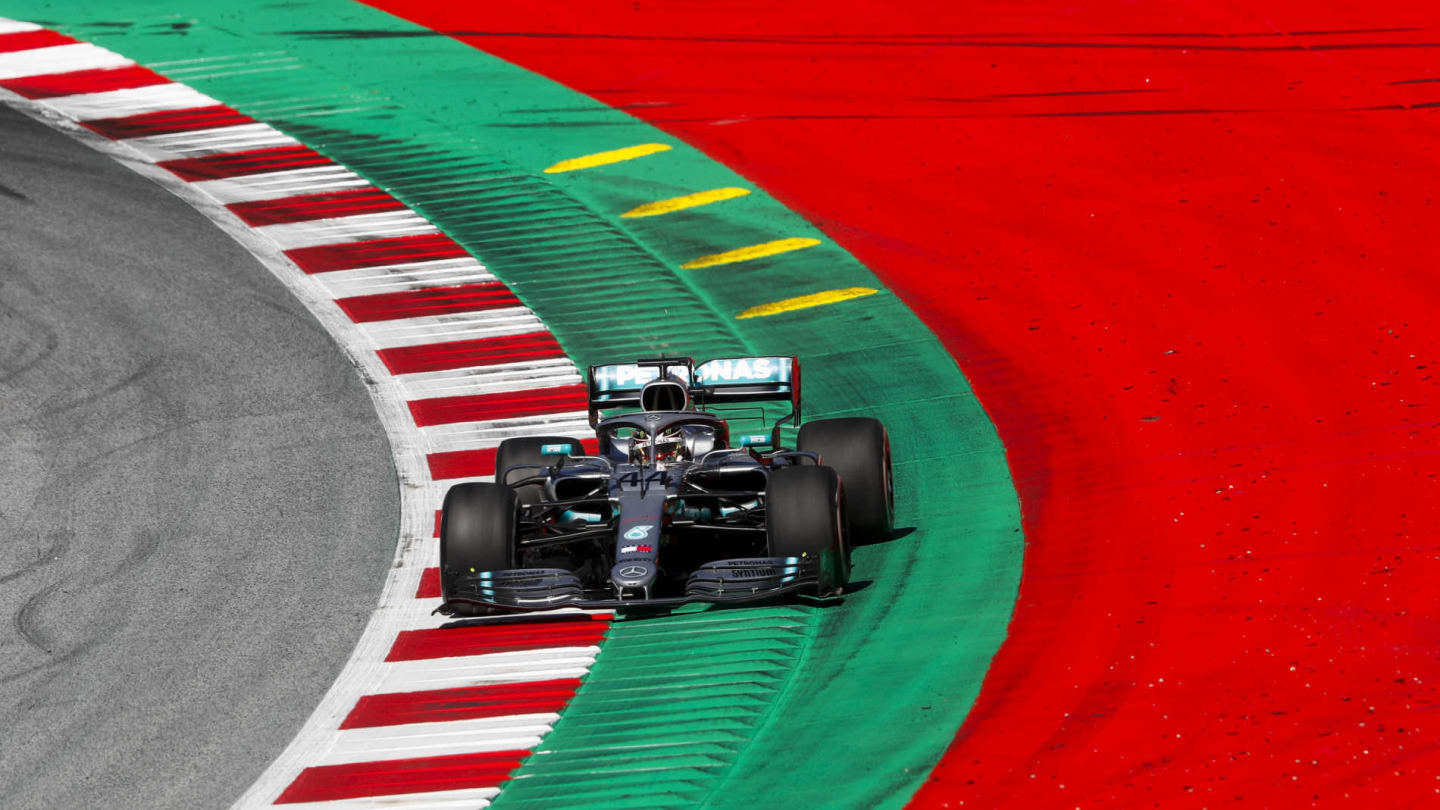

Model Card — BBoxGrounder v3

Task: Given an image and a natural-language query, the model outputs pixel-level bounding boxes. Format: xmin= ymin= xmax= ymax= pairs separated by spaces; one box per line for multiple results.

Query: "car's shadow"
xmin=853 ymin=525 xmax=915 ymax=550
xmin=440 ymin=611 xmax=598 ymax=630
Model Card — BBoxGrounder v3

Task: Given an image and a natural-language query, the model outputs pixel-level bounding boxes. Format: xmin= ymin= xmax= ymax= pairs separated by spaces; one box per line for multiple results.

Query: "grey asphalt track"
xmin=0 ymin=105 xmax=398 ymax=808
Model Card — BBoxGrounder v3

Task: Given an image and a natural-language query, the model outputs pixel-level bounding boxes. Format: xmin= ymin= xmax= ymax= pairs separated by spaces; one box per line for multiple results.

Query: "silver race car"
xmin=437 ymin=355 xmax=892 ymax=613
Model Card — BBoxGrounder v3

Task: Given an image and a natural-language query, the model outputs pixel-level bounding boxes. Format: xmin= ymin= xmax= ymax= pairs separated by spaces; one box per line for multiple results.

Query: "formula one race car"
xmin=437 ymin=356 xmax=892 ymax=614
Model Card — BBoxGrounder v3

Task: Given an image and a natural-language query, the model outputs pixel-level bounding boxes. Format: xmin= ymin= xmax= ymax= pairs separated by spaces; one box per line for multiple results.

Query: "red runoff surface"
xmin=368 ymin=0 xmax=1440 ymax=805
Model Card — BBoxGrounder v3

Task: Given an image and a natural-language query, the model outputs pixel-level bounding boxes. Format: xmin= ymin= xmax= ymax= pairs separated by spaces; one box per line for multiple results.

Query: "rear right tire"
xmin=797 ymin=417 xmax=894 ymax=544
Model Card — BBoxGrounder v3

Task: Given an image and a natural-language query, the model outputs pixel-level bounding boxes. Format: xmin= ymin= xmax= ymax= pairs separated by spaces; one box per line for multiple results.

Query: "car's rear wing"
xmin=586 ymin=356 xmax=802 ymax=431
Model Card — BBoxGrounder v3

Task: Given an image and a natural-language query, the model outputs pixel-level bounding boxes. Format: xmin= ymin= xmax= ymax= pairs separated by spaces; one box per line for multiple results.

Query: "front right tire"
xmin=766 ymin=465 xmax=850 ymax=595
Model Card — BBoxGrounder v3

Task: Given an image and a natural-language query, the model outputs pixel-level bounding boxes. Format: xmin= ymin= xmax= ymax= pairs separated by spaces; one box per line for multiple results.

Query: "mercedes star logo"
xmin=618 ymin=565 xmax=648 ymax=578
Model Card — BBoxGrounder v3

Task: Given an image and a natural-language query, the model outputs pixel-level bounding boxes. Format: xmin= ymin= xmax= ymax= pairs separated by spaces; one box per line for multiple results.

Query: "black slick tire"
xmin=767 ymin=465 xmax=850 ymax=595
xmin=797 ymin=417 xmax=894 ymax=544
xmin=494 ymin=435 xmax=583 ymax=505
xmin=439 ymin=482 xmax=518 ymax=606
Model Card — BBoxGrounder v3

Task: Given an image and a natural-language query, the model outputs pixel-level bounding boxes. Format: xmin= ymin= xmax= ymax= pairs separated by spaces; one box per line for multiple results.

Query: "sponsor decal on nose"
xmin=610 ymin=560 xmax=655 ymax=588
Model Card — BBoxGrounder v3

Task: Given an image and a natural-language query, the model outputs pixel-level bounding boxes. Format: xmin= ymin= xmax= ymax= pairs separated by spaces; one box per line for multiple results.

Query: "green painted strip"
xmin=499 ymin=607 xmax=819 ymax=808
xmin=6 ymin=3 xmax=1025 ymax=806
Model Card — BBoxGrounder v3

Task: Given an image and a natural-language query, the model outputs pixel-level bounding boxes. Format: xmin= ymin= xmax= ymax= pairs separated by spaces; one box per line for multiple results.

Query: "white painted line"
xmin=43 ymin=82 xmax=220 ymax=120
xmin=257 ymin=210 xmax=438 ymax=250
xmin=122 ymin=122 xmax=298 ymax=161
xmin=0 ymin=19 xmax=42 ymax=34
xmin=321 ymin=713 xmax=558 ymax=767
xmin=315 ymin=258 xmax=496 ymax=300
xmin=375 ymin=648 xmax=600 ymax=695
xmin=0 ymin=43 xmax=131 ymax=80
xmin=274 ymin=786 xmax=499 ymax=810
xmin=396 ymin=360 xmax=580 ymax=401
xmin=361 ymin=310 xmax=547 ymax=350
xmin=193 ymin=165 xmax=370 ymax=204
xmin=421 ymin=413 xmax=595 ymax=452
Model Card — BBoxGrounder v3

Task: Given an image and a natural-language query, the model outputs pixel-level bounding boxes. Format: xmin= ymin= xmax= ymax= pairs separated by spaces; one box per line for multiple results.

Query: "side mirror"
xmin=540 ymin=443 xmax=574 ymax=456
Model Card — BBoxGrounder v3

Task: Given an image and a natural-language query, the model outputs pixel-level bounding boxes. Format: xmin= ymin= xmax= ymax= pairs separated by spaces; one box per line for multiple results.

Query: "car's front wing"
xmin=438 ymin=556 xmax=827 ymax=613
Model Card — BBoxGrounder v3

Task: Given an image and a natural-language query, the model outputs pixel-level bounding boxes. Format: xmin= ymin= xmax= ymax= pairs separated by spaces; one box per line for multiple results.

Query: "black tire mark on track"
xmin=0 ymin=301 xmax=60 ymax=386
xmin=40 ymin=358 xmax=160 ymax=419
xmin=11 ymin=525 xmax=168 ymax=657
xmin=0 ymin=179 xmax=29 ymax=201
xmin=0 ymin=635 xmax=104 ymax=686
xmin=248 ymin=292 xmax=332 ymax=338
xmin=0 ymin=531 xmax=71 ymax=586
xmin=13 ymin=585 xmax=58 ymax=654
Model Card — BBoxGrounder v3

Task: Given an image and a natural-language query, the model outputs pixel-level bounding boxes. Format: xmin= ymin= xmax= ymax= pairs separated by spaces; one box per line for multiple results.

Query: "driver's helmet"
xmin=630 ymin=424 xmax=717 ymax=465
xmin=631 ymin=427 xmax=686 ymax=465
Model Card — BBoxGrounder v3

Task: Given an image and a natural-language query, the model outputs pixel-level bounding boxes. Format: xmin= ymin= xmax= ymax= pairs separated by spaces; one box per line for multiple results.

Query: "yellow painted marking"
xmin=543 ymin=143 xmax=672 ymax=173
xmin=680 ymin=237 xmax=821 ymax=270
xmin=737 ymin=287 xmax=879 ymax=319
xmin=621 ymin=187 xmax=751 ymax=218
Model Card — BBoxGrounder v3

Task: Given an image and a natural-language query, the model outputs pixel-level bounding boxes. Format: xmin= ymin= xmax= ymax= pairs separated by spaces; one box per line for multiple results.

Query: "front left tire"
xmin=439 ymin=482 xmax=518 ymax=605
